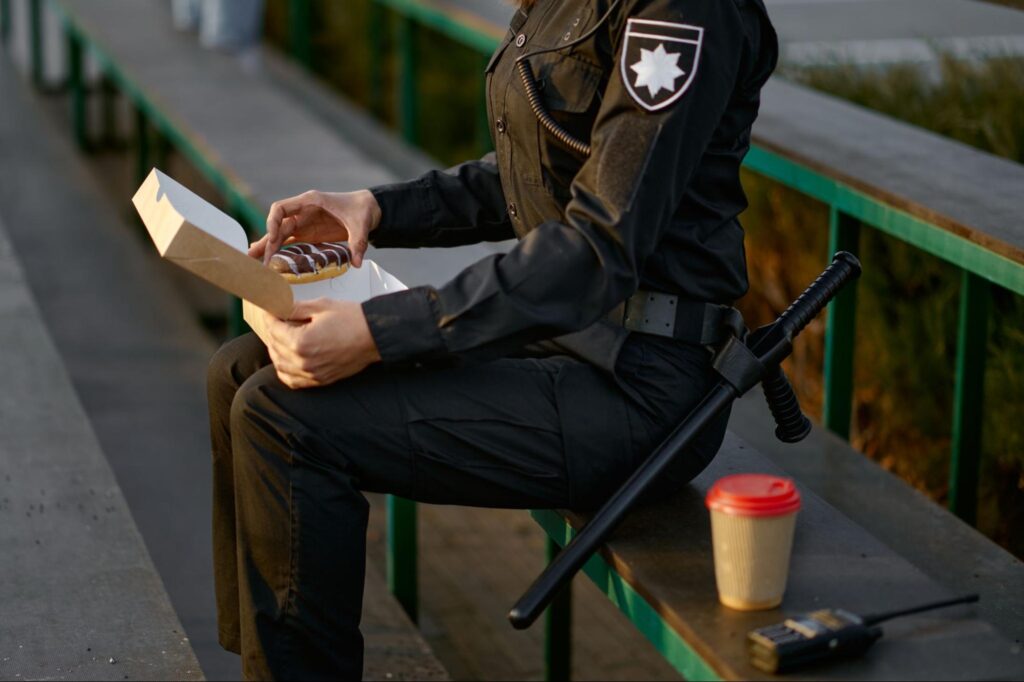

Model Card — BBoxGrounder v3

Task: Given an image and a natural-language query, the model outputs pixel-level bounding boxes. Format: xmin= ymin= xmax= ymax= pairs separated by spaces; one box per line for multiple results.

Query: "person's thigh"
xmin=231 ymin=351 xmax=644 ymax=511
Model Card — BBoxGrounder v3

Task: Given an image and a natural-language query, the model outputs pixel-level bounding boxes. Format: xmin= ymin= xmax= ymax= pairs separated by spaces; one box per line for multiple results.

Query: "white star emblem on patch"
xmin=630 ymin=44 xmax=685 ymax=98
xmin=620 ymin=18 xmax=704 ymax=111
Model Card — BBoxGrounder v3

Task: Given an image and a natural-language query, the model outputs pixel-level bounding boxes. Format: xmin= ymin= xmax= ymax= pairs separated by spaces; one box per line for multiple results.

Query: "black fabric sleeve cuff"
xmin=362 ymin=287 xmax=447 ymax=364
xmin=368 ymin=177 xmax=439 ymax=246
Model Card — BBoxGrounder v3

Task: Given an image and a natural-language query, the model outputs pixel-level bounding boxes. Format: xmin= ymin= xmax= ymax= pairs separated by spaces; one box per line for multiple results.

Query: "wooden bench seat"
xmin=534 ymin=431 xmax=1024 ymax=680
xmin=729 ymin=393 xmax=1024 ymax=647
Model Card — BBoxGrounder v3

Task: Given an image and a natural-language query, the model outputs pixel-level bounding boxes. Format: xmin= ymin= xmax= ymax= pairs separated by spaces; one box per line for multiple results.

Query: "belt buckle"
xmin=624 ymin=291 xmax=677 ymax=338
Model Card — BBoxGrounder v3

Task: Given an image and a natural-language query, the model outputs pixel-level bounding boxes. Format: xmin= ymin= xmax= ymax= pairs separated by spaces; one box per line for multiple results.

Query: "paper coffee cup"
xmin=705 ymin=474 xmax=801 ymax=610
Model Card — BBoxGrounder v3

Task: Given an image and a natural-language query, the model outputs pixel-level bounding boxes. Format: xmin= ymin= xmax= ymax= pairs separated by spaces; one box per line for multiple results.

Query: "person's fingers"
xmin=287 ymin=301 xmax=314 ymax=322
xmin=270 ymin=352 xmax=317 ymax=389
xmin=292 ymin=204 xmax=321 ymax=230
xmin=266 ymin=313 xmax=302 ymax=354
xmin=266 ymin=334 xmax=317 ymax=387
xmin=265 ymin=191 xmax=321 ymax=264
xmin=348 ymin=231 xmax=368 ymax=268
xmin=248 ymin=234 xmax=270 ymax=259
xmin=274 ymin=359 xmax=316 ymax=385
xmin=276 ymin=371 xmax=316 ymax=389
xmin=288 ymin=297 xmax=330 ymax=321
xmin=263 ymin=235 xmax=282 ymax=265
xmin=266 ymin=215 xmax=299 ymax=262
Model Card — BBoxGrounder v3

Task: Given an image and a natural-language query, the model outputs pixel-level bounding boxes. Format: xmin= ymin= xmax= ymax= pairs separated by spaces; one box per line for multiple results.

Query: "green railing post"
xmin=387 ymin=495 xmax=419 ymax=622
xmin=1 ymin=0 xmax=11 ymax=46
xmin=153 ymin=127 xmax=171 ymax=171
xmin=288 ymin=0 xmax=312 ymax=70
xmin=544 ymin=537 xmax=573 ymax=682
xmin=368 ymin=1 xmax=385 ymax=118
xmin=948 ymin=270 xmax=990 ymax=525
xmin=66 ymin=26 xmax=87 ymax=150
xmin=397 ymin=14 xmax=418 ymax=145
xmin=822 ymin=208 xmax=861 ymax=439
xmin=135 ymin=106 xmax=151 ymax=184
xmin=228 ymin=295 xmax=248 ymax=337
xmin=29 ymin=0 xmax=43 ymax=88
xmin=100 ymin=73 xmax=119 ymax=148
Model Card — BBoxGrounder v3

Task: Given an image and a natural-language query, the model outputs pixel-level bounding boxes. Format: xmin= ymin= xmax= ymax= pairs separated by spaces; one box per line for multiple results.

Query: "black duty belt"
xmin=608 ymin=290 xmax=744 ymax=346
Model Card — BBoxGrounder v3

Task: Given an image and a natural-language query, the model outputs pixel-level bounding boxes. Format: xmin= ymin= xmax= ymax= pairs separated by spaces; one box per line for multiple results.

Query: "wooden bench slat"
xmin=754 ymin=80 xmax=1024 ymax=266
xmin=730 ymin=392 xmax=1024 ymax=646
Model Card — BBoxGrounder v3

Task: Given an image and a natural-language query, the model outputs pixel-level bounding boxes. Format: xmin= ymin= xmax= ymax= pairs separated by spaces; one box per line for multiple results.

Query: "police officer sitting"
xmin=206 ymin=0 xmax=778 ymax=678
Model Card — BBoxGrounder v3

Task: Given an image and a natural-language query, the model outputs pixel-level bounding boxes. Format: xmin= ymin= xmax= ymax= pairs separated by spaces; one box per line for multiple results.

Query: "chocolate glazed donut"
xmin=268 ymin=242 xmax=353 ymax=283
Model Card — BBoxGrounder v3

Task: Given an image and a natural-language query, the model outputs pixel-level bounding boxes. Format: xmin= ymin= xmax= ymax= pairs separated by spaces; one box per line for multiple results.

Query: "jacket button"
xmin=508 ymin=202 xmax=518 ymax=218
xmin=496 ymin=118 xmax=507 ymax=134
xmin=515 ymin=33 xmax=527 ymax=48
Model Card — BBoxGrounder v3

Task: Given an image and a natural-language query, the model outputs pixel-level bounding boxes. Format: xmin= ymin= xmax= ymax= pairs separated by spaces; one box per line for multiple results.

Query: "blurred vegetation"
xmin=264 ymin=0 xmax=486 ymax=164
xmin=777 ymin=55 xmax=1024 ymax=556
xmin=264 ymin=1 xmax=1023 ymax=557
xmin=984 ymin=0 xmax=1024 ymax=10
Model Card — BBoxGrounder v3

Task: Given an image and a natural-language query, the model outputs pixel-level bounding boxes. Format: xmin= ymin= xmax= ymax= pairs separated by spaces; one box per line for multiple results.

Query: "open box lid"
xmin=132 ymin=169 xmax=406 ymax=319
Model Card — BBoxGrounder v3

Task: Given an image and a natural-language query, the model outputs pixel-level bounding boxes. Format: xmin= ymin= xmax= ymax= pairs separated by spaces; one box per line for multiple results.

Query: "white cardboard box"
xmin=131 ymin=169 xmax=406 ymax=343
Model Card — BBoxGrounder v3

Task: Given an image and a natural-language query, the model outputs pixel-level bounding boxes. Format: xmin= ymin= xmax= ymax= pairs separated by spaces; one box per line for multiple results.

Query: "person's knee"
xmin=229 ymin=368 xmax=278 ymax=441
xmin=208 ymin=333 xmax=266 ymax=401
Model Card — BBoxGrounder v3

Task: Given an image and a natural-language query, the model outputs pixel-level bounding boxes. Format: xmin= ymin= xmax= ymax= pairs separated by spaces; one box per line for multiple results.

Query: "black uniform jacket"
xmin=363 ymin=0 xmax=778 ymax=374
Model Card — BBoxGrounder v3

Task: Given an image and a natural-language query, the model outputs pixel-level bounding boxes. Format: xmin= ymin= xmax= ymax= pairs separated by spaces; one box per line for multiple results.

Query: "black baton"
xmin=509 ymin=252 xmax=862 ymax=629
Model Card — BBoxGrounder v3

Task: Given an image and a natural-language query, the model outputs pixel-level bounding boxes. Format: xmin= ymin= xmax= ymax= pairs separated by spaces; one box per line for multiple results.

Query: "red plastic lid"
xmin=705 ymin=474 xmax=801 ymax=517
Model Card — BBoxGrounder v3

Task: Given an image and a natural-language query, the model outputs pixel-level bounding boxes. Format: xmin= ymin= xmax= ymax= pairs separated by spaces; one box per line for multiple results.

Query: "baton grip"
xmin=762 ymin=364 xmax=812 ymax=443
xmin=779 ymin=251 xmax=862 ymax=338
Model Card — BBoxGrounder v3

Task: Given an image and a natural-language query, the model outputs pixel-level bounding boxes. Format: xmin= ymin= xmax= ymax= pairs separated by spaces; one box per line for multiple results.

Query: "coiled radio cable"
xmin=513 ymin=0 xmax=624 ymax=158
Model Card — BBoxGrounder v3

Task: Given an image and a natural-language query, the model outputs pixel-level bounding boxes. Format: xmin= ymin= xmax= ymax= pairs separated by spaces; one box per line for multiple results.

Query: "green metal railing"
xmin=30 ymin=0 xmax=43 ymax=87
xmin=54 ymin=0 xmax=263 ymax=334
xmin=1 ymin=0 xmax=11 ymax=46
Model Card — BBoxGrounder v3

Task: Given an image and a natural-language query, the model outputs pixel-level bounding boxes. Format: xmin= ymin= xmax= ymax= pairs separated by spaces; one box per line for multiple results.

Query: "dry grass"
xmin=776 ymin=54 xmax=1024 ymax=555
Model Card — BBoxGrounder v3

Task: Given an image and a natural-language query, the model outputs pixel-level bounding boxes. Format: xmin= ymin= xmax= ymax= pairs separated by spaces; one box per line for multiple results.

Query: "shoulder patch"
xmin=620 ymin=18 xmax=704 ymax=112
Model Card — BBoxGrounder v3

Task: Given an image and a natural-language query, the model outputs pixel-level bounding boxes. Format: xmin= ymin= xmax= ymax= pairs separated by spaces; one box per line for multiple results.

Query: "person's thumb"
xmin=287 ymin=300 xmax=316 ymax=322
xmin=349 ymin=233 xmax=368 ymax=268
xmin=248 ymin=235 xmax=268 ymax=260
xmin=288 ymin=297 xmax=330 ymax=322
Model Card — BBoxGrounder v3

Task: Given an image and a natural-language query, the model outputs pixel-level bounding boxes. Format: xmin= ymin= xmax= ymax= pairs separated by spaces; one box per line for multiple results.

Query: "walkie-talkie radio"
xmin=747 ymin=594 xmax=980 ymax=674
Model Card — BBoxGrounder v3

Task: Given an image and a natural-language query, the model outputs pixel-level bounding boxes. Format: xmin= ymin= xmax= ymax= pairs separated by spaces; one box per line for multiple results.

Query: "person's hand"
xmin=260 ymin=298 xmax=382 ymax=389
xmin=249 ymin=189 xmax=382 ymax=267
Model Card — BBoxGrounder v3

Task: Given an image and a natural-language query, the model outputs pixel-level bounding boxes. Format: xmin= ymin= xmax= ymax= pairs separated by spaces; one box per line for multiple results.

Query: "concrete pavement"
xmin=0 ymin=57 xmax=202 ymax=681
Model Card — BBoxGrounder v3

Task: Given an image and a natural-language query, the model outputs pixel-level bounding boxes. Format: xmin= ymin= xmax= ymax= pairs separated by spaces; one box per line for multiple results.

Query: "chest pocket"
xmin=524 ymin=52 xmax=604 ymax=199
xmin=531 ymin=53 xmax=603 ymax=114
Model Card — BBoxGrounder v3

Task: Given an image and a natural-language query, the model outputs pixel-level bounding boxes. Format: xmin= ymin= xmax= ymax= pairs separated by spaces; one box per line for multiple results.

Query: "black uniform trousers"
xmin=207 ymin=331 xmax=730 ymax=680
